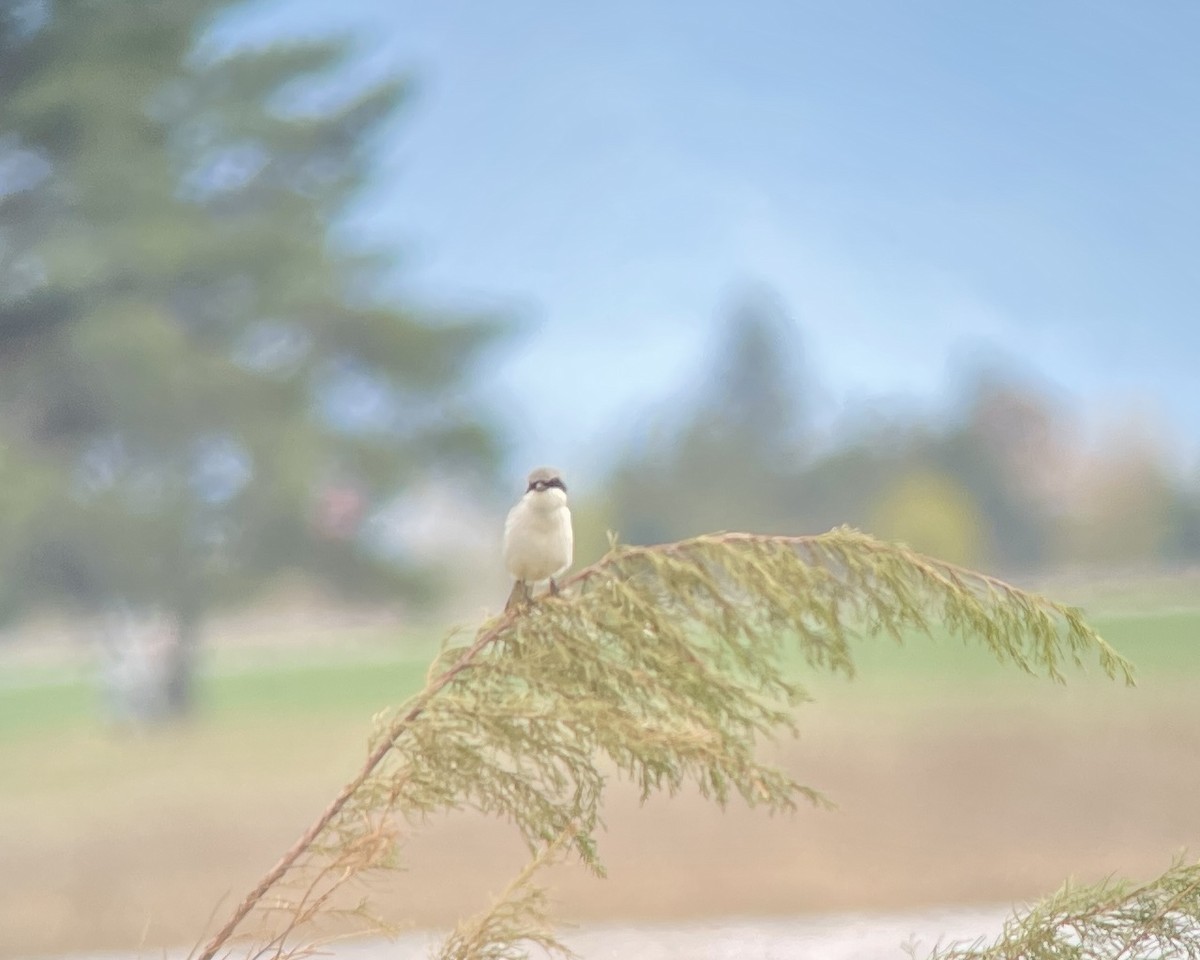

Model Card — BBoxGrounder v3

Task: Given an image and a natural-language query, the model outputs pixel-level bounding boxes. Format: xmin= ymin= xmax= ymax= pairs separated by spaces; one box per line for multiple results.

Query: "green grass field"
xmin=827 ymin=607 xmax=1200 ymax=682
xmin=3 ymin=606 xmax=1197 ymax=741
xmin=0 ymin=654 xmax=432 ymax=739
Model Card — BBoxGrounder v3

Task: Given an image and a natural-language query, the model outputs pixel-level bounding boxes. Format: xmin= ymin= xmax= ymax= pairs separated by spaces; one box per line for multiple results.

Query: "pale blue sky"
xmin=213 ymin=1 xmax=1200 ymax=481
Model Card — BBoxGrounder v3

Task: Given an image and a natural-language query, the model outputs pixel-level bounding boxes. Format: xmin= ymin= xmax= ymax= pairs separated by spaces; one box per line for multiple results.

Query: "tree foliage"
xmin=928 ymin=858 xmax=1200 ymax=960
xmin=192 ymin=527 xmax=1134 ymax=960
xmin=0 ymin=2 xmax=505 ymax=711
xmin=606 ymin=291 xmax=1200 ymax=573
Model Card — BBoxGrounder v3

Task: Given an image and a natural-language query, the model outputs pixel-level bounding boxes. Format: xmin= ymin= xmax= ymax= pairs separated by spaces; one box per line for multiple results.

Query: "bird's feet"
xmin=505 ymin=580 xmax=531 ymax=612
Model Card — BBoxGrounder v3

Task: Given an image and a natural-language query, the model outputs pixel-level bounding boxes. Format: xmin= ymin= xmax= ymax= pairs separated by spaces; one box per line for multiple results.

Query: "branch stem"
xmin=194 ymin=611 xmax=516 ymax=960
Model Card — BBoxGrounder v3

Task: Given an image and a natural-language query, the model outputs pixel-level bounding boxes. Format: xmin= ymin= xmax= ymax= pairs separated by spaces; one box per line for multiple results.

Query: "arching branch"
xmin=194 ymin=528 xmax=1131 ymax=960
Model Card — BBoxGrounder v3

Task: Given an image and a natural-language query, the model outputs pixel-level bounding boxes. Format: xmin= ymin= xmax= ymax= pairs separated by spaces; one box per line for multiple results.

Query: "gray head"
xmin=525 ymin=466 xmax=566 ymax=494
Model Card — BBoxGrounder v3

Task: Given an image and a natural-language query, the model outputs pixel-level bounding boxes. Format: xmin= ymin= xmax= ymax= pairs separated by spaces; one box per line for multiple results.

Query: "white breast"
xmin=503 ymin=493 xmax=574 ymax=583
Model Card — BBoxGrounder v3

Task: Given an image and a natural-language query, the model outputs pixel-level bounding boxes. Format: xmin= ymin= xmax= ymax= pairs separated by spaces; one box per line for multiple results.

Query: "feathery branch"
xmin=194 ymin=527 xmax=1132 ymax=960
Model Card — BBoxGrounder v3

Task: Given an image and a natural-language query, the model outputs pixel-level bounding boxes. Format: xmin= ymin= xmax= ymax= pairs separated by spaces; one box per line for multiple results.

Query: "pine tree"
xmin=0 ymin=1 xmax=505 ymax=715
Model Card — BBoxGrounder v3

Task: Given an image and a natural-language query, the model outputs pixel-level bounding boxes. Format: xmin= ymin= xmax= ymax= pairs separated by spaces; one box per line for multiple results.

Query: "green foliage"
xmin=436 ymin=833 xmax=579 ymax=960
xmin=928 ymin=857 xmax=1200 ymax=960
xmin=0 ymin=2 xmax=507 ymax=712
xmin=1 ymin=1 xmax=502 ymax=602
xmin=196 ymin=528 xmax=1131 ymax=960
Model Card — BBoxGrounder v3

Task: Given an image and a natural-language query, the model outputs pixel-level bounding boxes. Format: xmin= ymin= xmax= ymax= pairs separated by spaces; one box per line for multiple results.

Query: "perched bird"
xmin=503 ymin=466 xmax=573 ymax=608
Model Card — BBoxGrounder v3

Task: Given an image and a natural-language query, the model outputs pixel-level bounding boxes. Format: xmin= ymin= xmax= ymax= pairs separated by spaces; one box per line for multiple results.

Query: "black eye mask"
xmin=528 ymin=477 xmax=567 ymax=494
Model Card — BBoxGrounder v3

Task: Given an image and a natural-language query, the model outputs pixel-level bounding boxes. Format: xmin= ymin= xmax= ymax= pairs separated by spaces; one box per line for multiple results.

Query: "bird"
xmin=503 ymin=466 xmax=573 ymax=609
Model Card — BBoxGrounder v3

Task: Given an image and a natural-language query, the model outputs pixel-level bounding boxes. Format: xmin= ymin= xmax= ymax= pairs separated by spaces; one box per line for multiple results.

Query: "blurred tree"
xmin=1059 ymin=424 xmax=1173 ymax=567
xmin=793 ymin=412 xmax=929 ymax=537
xmin=931 ymin=377 xmax=1071 ymax=569
xmin=608 ymin=314 xmax=1096 ymax=571
xmin=0 ymin=2 xmax=77 ymax=373
xmin=694 ymin=288 xmax=805 ymax=459
xmin=610 ymin=287 xmax=808 ymax=542
xmin=0 ymin=2 xmax=505 ymax=716
xmin=609 ymin=283 xmax=1197 ymax=573
xmin=868 ymin=468 xmax=984 ymax=566
xmin=1163 ymin=485 xmax=1200 ymax=563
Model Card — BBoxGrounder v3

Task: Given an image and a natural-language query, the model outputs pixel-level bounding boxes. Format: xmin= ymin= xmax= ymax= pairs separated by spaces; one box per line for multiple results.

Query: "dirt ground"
xmin=3 ymin=680 xmax=1199 ymax=959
